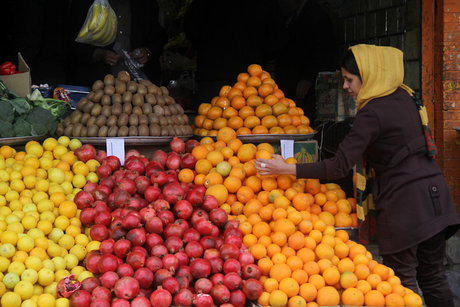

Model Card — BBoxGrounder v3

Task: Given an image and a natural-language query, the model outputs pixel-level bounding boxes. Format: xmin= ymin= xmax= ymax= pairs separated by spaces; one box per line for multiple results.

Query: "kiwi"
xmin=163 ymin=106 xmax=171 ymax=117
xmin=112 ymin=93 xmax=122 ymax=104
xmin=160 ymin=86 xmax=169 ymax=96
xmin=148 ymin=114 xmax=159 ymax=125
xmin=64 ymin=125 xmax=73 ymax=136
xmin=160 ymin=126 xmax=169 ymax=136
xmin=108 ymin=126 xmax=118 ymax=137
xmin=90 ymin=104 xmax=102 ymax=117
xmin=132 ymin=106 xmax=142 ymax=116
xmin=92 ymin=80 xmax=104 ymax=91
xmin=182 ymin=114 xmax=189 ymax=124
xmin=98 ymin=126 xmax=108 ymax=137
xmin=72 ymin=123 xmax=83 ymax=137
xmin=159 ymin=116 xmax=167 ymax=126
xmin=56 ymin=123 xmax=65 ymax=136
xmin=138 ymin=124 xmax=149 ymax=136
xmin=164 ymin=96 xmax=175 ymax=105
xmin=145 ymin=93 xmax=156 ymax=105
xmin=106 ymin=115 xmax=117 ymax=126
xmin=104 ymin=74 xmax=115 ymax=86
xmin=174 ymin=125 xmax=182 ymax=136
xmin=139 ymin=79 xmax=152 ymax=87
xmin=115 ymin=80 xmax=126 ymax=94
xmin=129 ymin=114 xmax=139 ymax=126
xmin=118 ymin=113 xmax=129 ymax=126
xmin=76 ymin=98 xmax=89 ymax=111
xmin=127 ymin=81 xmax=138 ymax=93
xmin=139 ymin=114 xmax=149 ymax=126
xmin=184 ymin=125 xmax=193 ymax=135
xmin=118 ymin=126 xmax=129 ymax=136
xmin=137 ymin=84 xmax=147 ymax=95
xmin=148 ymin=84 xmax=160 ymax=95
xmin=142 ymin=103 xmax=152 ymax=115
xmin=104 ymin=85 xmax=115 ymax=96
xmin=169 ymin=104 xmax=178 ymax=115
xmin=87 ymin=116 xmax=97 ymax=127
xmin=101 ymin=95 xmax=111 ymax=106
xmin=81 ymin=113 xmax=91 ymax=125
xmin=132 ymin=93 xmax=144 ymax=107
xmin=71 ymin=110 xmax=82 ymax=124
xmin=176 ymin=104 xmax=185 ymax=114
xmin=117 ymin=71 xmax=131 ymax=83
xmin=128 ymin=126 xmax=138 ymax=136
xmin=111 ymin=103 xmax=122 ymax=115
xmin=82 ymin=101 xmax=95 ymax=114
xmin=122 ymin=103 xmax=132 ymax=114
xmin=95 ymin=115 xmax=107 ymax=127
xmin=93 ymin=89 xmax=104 ymax=103
xmin=80 ymin=126 xmax=88 ymax=137
xmin=156 ymin=95 xmax=166 ymax=106
xmin=87 ymin=91 xmax=96 ymax=102
xmin=174 ymin=115 xmax=184 ymax=125
xmin=122 ymin=91 xmax=133 ymax=104
xmin=87 ymin=125 xmax=98 ymax=137
xmin=101 ymin=105 xmax=112 ymax=117
xmin=153 ymin=105 xmax=164 ymax=116
xmin=167 ymin=125 xmax=175 ymax=136
xmin=149 ymin=124 xmax=161 ymax=136
xmin=63 ymin=116 xmax=72 ymax=127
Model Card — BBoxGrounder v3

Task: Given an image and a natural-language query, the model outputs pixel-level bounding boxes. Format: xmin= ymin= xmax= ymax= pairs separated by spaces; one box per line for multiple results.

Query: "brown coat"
xmin=297 ymin=88 xmax=460 ymax=254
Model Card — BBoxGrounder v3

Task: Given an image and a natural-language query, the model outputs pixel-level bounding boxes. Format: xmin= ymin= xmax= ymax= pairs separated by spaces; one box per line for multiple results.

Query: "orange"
xmin=243 ymin=86 xmax=258 ymax=98
xmin=178 ymin=168 xmax=194 ymax=183
xmin=237 ymin=144 xmax=256 ymax=162
xmin=253 ymin=222 xmax=271 ymax=238
xmin=219 ymin=85 xmax=232 ymax=97
xmin=263 ymin=277 xmax=278 ymax=293
xmin=243 ymin=161 xmax=257 ymax=176
xmin=238 ymin=105 xmax=255 ymax=119
xmin=269 ymin=290 xmax=288 ymax=307
xmin=282 ymin=246 xmax=297 ymax=259
xmin=274 ymin=195 xmax=290 ymax=209
xmin=237 ymin=186 xmax=255 ymax=204
xmin=264 ymin=94 xmax=279 ymax=106
xmin=246 ymin=95 xmax=263 ymax=107
xmin=322 ymin=266 xmax=340 ymax=286
xmin=284 ymin=125 xmax=299 ymax=134
xmin=288 ymin=232 xmax=305 ymax=251
xmin=286 ymin=255 xmax=303 ymax=271
xmin=341 ymin=287 xmax=365 ymax=306
xmin=259 ymin=205 xmax=273 ymax=221
xmin=215 ymin=97 xmax=230 ymax=109
xmin=227 ymin=88 xmax=243 ymax=101
xmin=335 ymin=212 xmax=353 ymax=227
xmin=279 ymin=277 xmax=299 ymax=297
xmin=255 ymin=104 xmax=272 ymax=118
xmin=305 ymin=179 xmax=321 ymax=195
xmin=292 ymin=193 xmax=310 ymax=211
xmin=367 ymin=273 xmax=382 ymax=289
xmin=364 ymin=290 xmax=385 ymax=307
xmin=246 ymin=176 xmax=262 ymax=193
xmin=388 ymin=275 xmax=402 ymax=286
xmin=195 ymin=159 xmax=213 ymax=174
xmin=223 ymin=176 xmax=242 ymax=193
xmin=248 ymin=64 xmax=263 ymax=76
xmin=292 ymin=269 xmax=309 ymax=285
xmin=372 ymin=263 xmax=390 ymax=281
xmin=356 ymin=279 xmax=372 ymax=294
xmin=192 ymin=145 xmax=209 ymax=160
xmin=354 ymin=263 xmax=371 ymax=280
xmin=198 ymin=103 xmax=211 ymax=115
xmin=232 ymin=201 xmax=244 ymax=216
xmin=258 ymin=258 xmax=274 ymax=277
xmin=315 ymin=243 xmax=334 ymax=260
xmin=258 ymin=84 xmax=274 ymax=97
xmin=229 ymin=167 xmax=246 ymax=180
xmin=308 ymin=274 xmax=325 ymax=290
xmin=299 ymin=283 xmax=317 ymax=302
xmin=336 ymin=257 xmax=354 ymax=274
xmin=277 ymin=114 xmax=292 ymax=128
xmin=335 ymin=229 xmax=350 ymax=243
xmin=194 ymin=173 xmax=206 ymax=185
xmin=273 ymin=88 xmax=285 ymax=99
xmin=273 ymin=219 xmax=296 ymax=236
xmin=316 ymin=286 xmax=340 ymax=306
xmin=233 ymin=81 xmax=246 ymax=91
xmin=222 ymin=106 xmax=239 ymax=119
xmin=349 ymin=243 xmax=367 ymax=260
xmin=258 ymin=292 xmax=270 ymax=306
xmin=340 ymin=271 xmax=358 ymax=289
xmin=272 ymin=252 xmax=287 ymax=264
xmin=266 ymin=243 xmax=281 ymax=258
xmin=243 ymin=199 xmax=263 ymax=216
xmin=376 ymin=281 xmax=392 ymax=296
xmin=247 ymin=76 xmax=262 ymax=88
xmin=270 ymin=263 xmax=292 ymax=282
xmin=216 ymin=127 xmax=236 ymax=144
xmin=237 ymin=72 xmax=250 ymax=83
xmin=269 ymin=126 xmax=284 ymax=134
xmin=385 ymin=293 xmax=405 ymax=306
xmin=205 ymin=184 xmax=228 ymax=205
xmin=298 ymin=220 xmax=313 ymax=236
xmin=207 ymin=106 xmax=223 ymax=120
xmin=250 ymin=243 xmax=267 ymax=259
xmin=204 ymin=172 xmax=223 ymax=188
xmin=271 ymin=232 xmax=287 ymax=246
xmin=288 ymin=296 xmax=307 ymax=307
xmin=226 ymin=116 xmax=243 ymax=130
xmin=262 ymin=177 xmax=277 ymax=191
xmin=244 ymin=115 xmax=261 ymax=129
xmin=303 ymin=261 xmax=320 ymax=277
xmin=261 ymin=115 xmax=278 ymax=128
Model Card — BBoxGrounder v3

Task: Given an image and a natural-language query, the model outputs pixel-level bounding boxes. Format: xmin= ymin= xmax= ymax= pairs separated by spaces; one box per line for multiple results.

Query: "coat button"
xmin=431 ymin=186 xmax=438 ymax=192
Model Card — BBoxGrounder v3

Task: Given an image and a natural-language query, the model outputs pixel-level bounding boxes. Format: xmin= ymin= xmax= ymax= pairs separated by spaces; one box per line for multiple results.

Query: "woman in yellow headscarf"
xmin=255 ymin=44 xmax=459 ymax=307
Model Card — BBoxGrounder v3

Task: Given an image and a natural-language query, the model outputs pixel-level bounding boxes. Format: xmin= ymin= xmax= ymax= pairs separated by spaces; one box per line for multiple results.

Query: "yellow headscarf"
xmin=350 ymin=44 xmax=414 ymax=110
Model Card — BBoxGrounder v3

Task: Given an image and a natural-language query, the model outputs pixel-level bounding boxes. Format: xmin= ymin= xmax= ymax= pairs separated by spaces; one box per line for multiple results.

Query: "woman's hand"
xmin=130 ymin=48 xmax=150 ymax=64
xmin=100 ymin=50 xmax=121 ymax=66
xmin=254 ymin=154 xmax=296 ymax=176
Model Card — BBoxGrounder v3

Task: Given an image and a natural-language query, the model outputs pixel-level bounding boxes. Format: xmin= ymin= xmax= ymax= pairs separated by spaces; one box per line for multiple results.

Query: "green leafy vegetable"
xmin=0 ymin=100 xmax=15 ymax=123
xmin=0 ymin=120 xmax=14 ymax=138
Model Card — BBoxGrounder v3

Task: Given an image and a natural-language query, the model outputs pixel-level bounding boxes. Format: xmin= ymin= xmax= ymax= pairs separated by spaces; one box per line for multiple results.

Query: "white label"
xmin=280 ymin=140 xmax=294 ymax=160
xmin=106 ymin=138 xmax=125 ymax=166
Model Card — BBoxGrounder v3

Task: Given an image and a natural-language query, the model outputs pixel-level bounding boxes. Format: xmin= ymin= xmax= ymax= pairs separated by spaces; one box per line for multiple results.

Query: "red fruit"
xmin=173 ymin=288 xmax=193 ymax=306
xmin=174 ymin=219 xmax=189 ymax=233
xmin=84 ymin=182 xmax=98 ymax=193
xmin=224 ymin=227 xmax=242 ymax=238
xmin=74 ymin=144 xmax=96 ymax=162
xmin=124 ymin=169 xmax=139 ymax=181
xmin=174 ymin=200 xmax=193 ymax=220
xmin=180 ymin=153 xmax=197 ymax=169
xmin=121 ymin=213 xmax=141 ymax=229
xmin=129 ymin=296 xmax=150 ymax=307
xmin=175 ymin=251 xmax=189 ymax=266
xmin=223 ymin=259 xmax=241 ymax=275
xmin=80 ymin=208 xmax=96 ymax=227
xmin=242 ymin=278 xmax=263 ymax=301
xmin=211 ymin=273 xmax=224 ymax=286
xmin=176 ymin=276 xmax=189 ymax=290
xmin=190 ymin=258 xmax=211 ymax=279
xmin=94 ymin=201 xmax=110 ymax=213
xmin=126 ymin=251 xmax=145 ymax=270
xmin=139 ymin=207 xmax=156 ymax=223
xmin=81 ymin=277 xmax=100 ymax=294
xmin=151 ymin=150 xmax=168 ymax=167
xmin=70 ymin=290 xmax=92 ymax=307
xmin=100 ymin=176 xmax=116 ymax=190
xmin=165 ymin=236 xmax=183 ymax=254
xmin=74 ymin=191 xmax=94 ymax=210
xmin=210 ymin=284 xmax=231 ymax=304
xmin=195 ymin=219 xmax=213 ymax=236
xmin=57 ymin=274 xmax=81 ymax=298
xmin=208 ymin=256 xmax=224 ymax=274
xmin=238 ymin=251 xmax=254 ymax=267
xmin=99 ymin=271 xmax=119 ymax=289
xmin=91 ymin=286 xmax=111 ymax=301
xmin=110 ymin=299 xmax=130 ymax=307
xmin=114 ymin=276 xmax=140 ymax=300
xmin=90 ymin=224 xmax=109 ymax=241
xmin=99 ymin=239 xmax=114 ymax=255
xmin=134 ymin=267 xmax=154 ymax=289
xmin=126 ymin=227 xmax=146 ymax=246
xmin=209 ymin=208 xmax=228 ymax=227
xmin=110 ymin=228 xmax=127 ymax=241
xmin=157 ymin=210 xmax=175 ymax=226
xmin=150 ymin=171 xmax=168 ymax=186
xmin=162 ymin=254 xmax=179 ymax=272
xmin=89 ymin=298 xmax=109 ymax=307
xmin=138 ymin=288 xmax=153 ymax=298
xmin=145 ymin=217 xmax=163 ymax=234
xmin=112 ymin=190 xmax=131 ymax=208
xmin=223 ymin=272 xmax=242 ymax=290
xmin=134 ymin=176 xmax=150 ymax=194
xmin=132 ymin=246 xmax=148 ymax=258
xmin=185 ymin=241 xmax=203 ymax=259
xmin=166 ymin=152 xmax=181 ymax=170
xmin=242 ymin=264 xmax=261 ymax=280
xmin=203 ymin=249 xmax=220 ymax=260
xmin=200 ymin=236 xmax=217 ymax=250
xmin=144 ymin=185 xmax=161 ymax=203
xmin=154 ymin=269 xmax=172 ymax=285
xmin=96 ymin=165 xmax=112 ymax=179
xmin=93 ymin=189 xmax=108 ymax=203
xmin=185 ymin=139 xmax=199 ymax=153
xmin=145 ymin=256 xmax=163 ymax=273
xmin=225 ymin=219 xmax=240 ymax=229
xmin=164 ymin=223 xmax=184 ymax=239
xmin=162 ymin=277 xmax=180 ymax=294
xmin=185 ymin=189 xmax=204 ymax=206
xmin=97 ymin=254 xmax=118 ymax=274
xmin=95 ymin=150 xmax=107 ymax=163
xmin=220 ymin=244 xmax=240 ymax=261
xmin=150 ymin=287 xmax=172 ymax=307
xmin=117 ymin=263 xmax=134 ymax=277
xmin=175 ymin=265 xmax=192 ymax=281
xmin=193 ymin=293 xmax=213 ymax=307
xmin=152 ymin=199 xmax=170 ymax=211
xmin=191 ymin=209 xmax=209 ymax=225
xmin=202 ymin=195 xmax=219 ymax=212
xmin=225 ymin=235 xmax=242 ymax=249
xmin=125 ymin=158 xmax=145 ymax=175
xmin=162 ymin=182 xmax=184 ymax=205
xmin=183 ymin=228 xmax=200 ymax=243
xmin=194 ymin=278 xmax=213 ymax=294
xmin=85 ymin=252 xmax=101 ymax=274
xmin=94 ymin=211 xmax=111 ymax=227
xmin=145 ymin=233 xmax=164 ymax=253
xmin=151 ymin=244 xmax=168 ymax=259
xmin=170 ymin=136 xmax=185 ymax=153
xmin=117 ymin=178 xmax=136 ymax=195
xmin=230 ymin=289 xmax=246 ymax=307
xmin=126 ymin=149 xmax=140 ymax=159
xmin=113 ymin=239 xmax=131 ymax=259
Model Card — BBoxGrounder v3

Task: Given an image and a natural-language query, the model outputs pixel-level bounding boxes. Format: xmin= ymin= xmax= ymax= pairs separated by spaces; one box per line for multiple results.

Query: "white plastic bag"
xmin=75 ymin=0 xmax=118 ymax=47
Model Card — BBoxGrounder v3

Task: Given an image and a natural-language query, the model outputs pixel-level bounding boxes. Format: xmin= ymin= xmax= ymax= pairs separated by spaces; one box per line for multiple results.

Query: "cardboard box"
xmin=272 ymin=140 xmax=318 ymax=163
xmin=0 ymin=53 xmax=31 ymax=97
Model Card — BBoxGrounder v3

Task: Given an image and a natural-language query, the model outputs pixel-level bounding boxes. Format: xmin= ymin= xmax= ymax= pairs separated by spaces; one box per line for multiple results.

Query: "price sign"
xmin=280 ymin=140 xmax=294 ymax=160
xmin=106 ymin=138 xmax=125 ymax=165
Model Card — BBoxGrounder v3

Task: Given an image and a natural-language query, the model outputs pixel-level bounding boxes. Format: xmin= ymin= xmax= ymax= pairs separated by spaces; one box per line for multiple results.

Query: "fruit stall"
xmin=0 ymin=60 xmax=429 ymax=307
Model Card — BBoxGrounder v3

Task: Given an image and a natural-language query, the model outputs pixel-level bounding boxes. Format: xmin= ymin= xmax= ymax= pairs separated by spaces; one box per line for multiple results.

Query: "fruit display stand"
xmin=0 ymin=135 xmax=47 ymax=146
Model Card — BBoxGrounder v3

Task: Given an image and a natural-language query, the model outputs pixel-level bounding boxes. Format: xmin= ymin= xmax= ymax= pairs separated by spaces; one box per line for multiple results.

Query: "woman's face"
xmin=341 ymin=67 xmax=362 ymax=100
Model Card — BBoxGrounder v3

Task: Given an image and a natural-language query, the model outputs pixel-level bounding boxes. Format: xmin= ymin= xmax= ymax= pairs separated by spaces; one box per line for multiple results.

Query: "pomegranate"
xmin=117 ymin=178 xmax=136 ymax=195
xmin=125 ymin=158 xmax=145 ymax=175
xmin=114 ymin=276 xmax=139 ymax=300
xmin=80 ymin=277 xmax=100 ymax=294
xmin=145 ymin=256 xmax=163 ymax=273
xmin=238 ymin=251 xmax=254 ymax=267
xmin=195 ymin=219 xmax=213 ymax=236
xmin=144 ymin=185 xmax=161 ymax=203
xmin=162 ymin=182 xmax=184 ymax=204
xmin=110 ymin=299 xmax=130 ymax=307
xmin=224 ymin=226 xmax=242 ymax=238
xmin=185 ymin=189 xmax=204 ymax=206
xmin=99 ymin=239 xmax=114 ymax=255
xmin=145 ymin=217 xmax=163 ymax=234
xmin=129 ymin=296 xmax=151 ymax=307
xmin=162 ymin=254 xmax=179 ymax=272
xmin=174 ymin=199 xmax=193 ymax=220
xmin=164 ymin=223 xmax=184 ymax=238
xmin=180 ymin=153 xmax=197 ymax=169
xmin=210 ymin=284 xmax=231 ymax=304
xmin=112 ymin=190 xmax=131 ymax=208
xmin=145 ymin=233 xmax=163 ymax=251
xmin=166 ymin=152 xmax=181 ymax=170
xmin=190 ymin=258 xmax=211 ymax=279
xmin=126 ymin=227 xmax=146 ymax=246
xmin=79 ymin=208 xmax=96 ymax=226
xmin=174 ymin=218 xmax=189 ymax=232
xmin=95 ymin=149 xmax=107 ymax=163
xmin=85 ymin=252 xmax=101 ymax=274
xmin=96 ymin=164 xmax=112 ymax=178
xmin=209 ymin=208 xmax=228 ymax=227
xmin=57 ymin=274 xmax=81 ymax=298
xmin=242 ymin=278 xmax=263 ymax=301
xmin=150 ymin=287 xmax=172 ymax=307
xmin=200 ymin=236 xmax=217 ymax=250
xmin=202 ymin=195 xmax=219 ymax=212
xmin=151 ymin=245 xmax=168 ymax=259
xmin=220 ymin=244 xmax=240 ymax=260
xmin=194 ymin=278 xmax=213 ymax=294
xmin=139 ymin=207 xmax=156 ymax=223
xmin=126 ymin=251 xmax=145 ymax=270
xmin=152 ymin=199 xmax=170 ymax=211
xmin=134 ymin=176 xmax=150 ymax=194
xmin=134 ymin=267 xmax=154 ymax=289
xmin=225 ymin=235 xmax=242 ymax=249
xmin=165 ymin=236 xmax=183 ymax=254
xmin=91 ymin=286 xmax=111 ymax=301
xmin=223 ymin=272 xmax=242 ymax=290
xmin=193 ymin=293 xmax=213 ymax=307
xmin=150 ymin=170 xmax=168 ymax=186
xmin=183 ymin=228 xmax=200 ymax=243
xmin=175 ymin=251 xmax=189 ymax=266
xmin=185 ymin=241 xmax=204 ymax=259
xmin=74 ymin=191 xmax=94 ymax=210
xmin=69 ymin=290 xmax=92 ymax=307
xmin=89 ymin=298 xmax=109 ymax=307
xmin=208 ymin=256 xmax=224 ymax=274
xmin=170 ymin=136 xmax=185 ymax=153
xmin=98 ymin=271 xmax=119 ymax=289
xmin=124 ymin=169 xmax=139 ymax=181
xmin=162 ymin=276 xmax=180 ymax=294
xmin=117 ymin=263 xmax=134 ymax=277
xmin=191 ymin=209 xmax=209 ymax=225
xmin=94 ymin=200 xmax=110 ymax=213
xmin=173 ymin=288 xmax=193 ymax=306
xmin=75 ymin=144 xmax=96 ymax=162
xmin=121 ymin=213 xmax=141 ymax=229
xmin=97 ymin=254 xmax=118 ymax=273
xmin=230 ymin=289 xmax=246 ymax=307
xmin=185 ymin=139 xmax=199 ymax=152
xmin=132 ymin=246 xmax=148 ymax=258
xmin=100 ymin=176 xmax=115 ymax=190
xmin=211 ymin=273 xmax=224 ymax=286
xmin=157 ymin=210 xmax=175 ymax=226
xmin=175 ymin=266 xmax=192 ymax=281
xmin=223 ymin=259 xmax=241 ymax=274
xmin=110 ymin=227 xmax=127 ymax=241
xmin=176 ymin=275 xmax=189 ymax=289
xmin=151 ymin=150 xmax=168 ymax=167
xmin=113 ymin=239 xmax=131 ymax=259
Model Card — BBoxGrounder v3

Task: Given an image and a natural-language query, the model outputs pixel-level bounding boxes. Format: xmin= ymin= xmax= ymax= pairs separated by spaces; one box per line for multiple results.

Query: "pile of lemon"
xmin=0 ymin=137 xmax=102 ymax=307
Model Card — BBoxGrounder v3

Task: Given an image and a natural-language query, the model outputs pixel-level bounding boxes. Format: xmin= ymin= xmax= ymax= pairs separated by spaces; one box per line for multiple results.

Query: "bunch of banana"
xmin=76 ymin=3 xmax=117 ymax=47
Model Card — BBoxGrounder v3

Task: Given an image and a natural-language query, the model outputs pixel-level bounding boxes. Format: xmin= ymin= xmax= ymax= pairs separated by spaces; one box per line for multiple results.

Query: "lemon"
xmin=76 ymin=270 xmax=93 ymax=282
xmin=0 ymin=281 xmax=5 ymax=296
xmin=0 ymin=195 xmax=7 ymax=207
xmin=48 ymin=168 xmax=65 ymax=184
xmin=37 ymin=293 xmax=55 ymax=307
xmin=65 ymin=225 xmax=81 ymax=237
xmin=37 ymin=200 xmax=54 ymax=213
xmin=37 ymin=221 xmax=53 ymax=235
xmin=69 ymin=244 xmax=86 ymax=261
xmin=86 ymin=240 xmax=100 ymax=252
xmin=0 ymin=256 xmax=10 ymax=272
xmin=52 ymin=145 xmax=68 ymax=160
xmin=43 ymin=281 xmax=57 ymax=296
xmin=21 ymin=269 xmax=39 ymax=284
xmin=20 ymin=299 xmax=37 ymax=307
xmin=23 ymin=176 xmax=37 ymax=190
xmin=48 ymin=184 xmax=65 ymax=195
xmin=47 ymin=244 xmax=62 ymax=259
xmin=68 ymin=139 xmax=82 ymax=151
xmin=0 ymin=243 xmax=16 ymax=258
xmin=12 ymin=211 xmax=25 ymax=220
xmin=54 ymin=269 xmax=70 ymax=283
xmin=10 ymin=179 xmax=25 ymax=193
xmin=41 ymin=259 xmax=55 ymax=271
xmin=57 ymin=136 xmax=70 ymax=147
xmin=12 ymin=250 xmax=28 ymax=263
xmin=27 ymin=228 xmax=44 ymax=240
xmin=70 ymin=266 xmax=85 ymax=278
xmin=32 ymin=192 xmax=48 ymax=205
xmin=35 ymin=169 xmax=47 ymax=180
xmin=54 ymin=216 xmax=70 ymax=230
xmin=37 ymin=269 xmax=54 ymax=287
xmin=8 ymin=222 xmax=24 ymax=234
xmin=14 ymin=280 xmax=34 ymax=300
xmin=63 ymin=254 xmax=78 ymax=270
xmin=22 ymin=203 xmax=37 ymax=213
xmin=60 ymin=182 xmax=73 ymax=195
xmin=29 ymin=247 xmax=48 ymax=261
xmin=74 ymin=234 xmax=88 ymax=247
xmin=21 ymin=215 xmax=38 ymax=230
xmin=86 ymin=172 xmax=99 ymax=183
xmin=39 ymin=211 xmax=55 ymax=223
xmin=1 ymin=230 xmax=19 ymax=244
xmin=17 ymin=236 xmax=34 ymax=252
xmin=51 ymin=257 xmax=66 ymax=271
xmin=58 ymin=235 xmax=75 ymax=250
xmin=25 ymin=256 xmax=43 ymax=272
xmin=55 ymin=297 xmax=69 ymax=307
xmin=0 ymin=181 xmax=9 ymax=195
xmin=69 ymin=218 xmax=81 ymax=228
xmin=3 ymin=272 xmax=20 ymax=289
xmin=38 ymin=158 xmax=53 ymax=171
xmin=1 ymin=291 xmax=22 ymax=307
xmin=63 ymin=171 xmax=73 ymax=183
xmin=48 ymin=228 xmax=64 ymax=243
xmin=42 ymin=138 xmax=58 ymax=152
xmin=71 ymin=174 xmax=86 ymax=189
xmin=6 ymin=214 xmax=21 ymax=225
xmin=8 ymin=261 xmax=25 ymax=275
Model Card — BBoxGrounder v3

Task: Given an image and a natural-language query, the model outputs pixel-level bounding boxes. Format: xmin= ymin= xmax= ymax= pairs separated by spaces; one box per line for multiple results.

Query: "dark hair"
xmin=341 ymin=49 xmax=361 ymax=80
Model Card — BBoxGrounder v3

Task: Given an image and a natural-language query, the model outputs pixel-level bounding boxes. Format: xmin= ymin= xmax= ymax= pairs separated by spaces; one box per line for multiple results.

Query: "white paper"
xmin=280 ymin=139 xmax=294 ymax=160
xmin=106 ymin=138 xmax=125 ymax=166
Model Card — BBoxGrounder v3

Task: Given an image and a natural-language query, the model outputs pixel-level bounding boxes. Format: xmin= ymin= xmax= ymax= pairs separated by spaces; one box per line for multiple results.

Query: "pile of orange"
xmin=193 ymin=64 xmax=314 ymax=136
xmin=183 ymin=127 xmax=423 ymax=307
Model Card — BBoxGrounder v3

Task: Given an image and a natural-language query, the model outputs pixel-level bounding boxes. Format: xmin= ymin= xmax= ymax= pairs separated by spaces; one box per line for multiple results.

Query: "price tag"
xmin=106 ymin=138 xmax=125 ymax=166
xmin=280 ymin=140 xmax=294 ymax=160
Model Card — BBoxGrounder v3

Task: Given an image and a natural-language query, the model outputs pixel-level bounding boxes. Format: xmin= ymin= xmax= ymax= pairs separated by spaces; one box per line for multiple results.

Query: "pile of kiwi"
xmin=56 ymin=71 xmax=193 ymax=137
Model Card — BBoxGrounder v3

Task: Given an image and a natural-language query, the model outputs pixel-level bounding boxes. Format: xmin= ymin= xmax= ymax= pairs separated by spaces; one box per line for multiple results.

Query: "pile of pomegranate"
xmin=67 ymin=139 xmax=263 ymax=307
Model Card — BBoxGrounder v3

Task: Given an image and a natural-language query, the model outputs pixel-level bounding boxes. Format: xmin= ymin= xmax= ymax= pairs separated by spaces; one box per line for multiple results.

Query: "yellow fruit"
xmin=21 ymin=269 xmax=39 ymax=284
xmin=68 ymin=139 xmax=82 ymax=151
xmin=38 ymin=268 xmax=54 ymax=286
xmin=57 ymin=136 xmax=70 ymax=147
xmin=1 ymin=291 xmax=22 ymax=307
xmin=72 ymin=174 xmax=86 ymax=189
xmin=17 ymin=236 xmax=34 ymax=252
xmin=37 ymin=293 xmax=55 ymax=307
xmin=14 ymin=280 xmax=34 ymax=300
xmin=48 ymin=168 xmax=65 ymax=184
